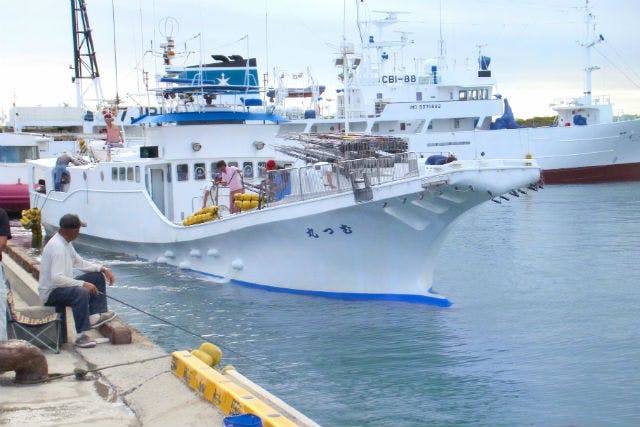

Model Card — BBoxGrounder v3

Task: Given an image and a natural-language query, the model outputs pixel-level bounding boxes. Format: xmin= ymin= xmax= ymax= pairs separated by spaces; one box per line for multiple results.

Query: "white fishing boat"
xmin=27 ymin=124 xmax=540 ymax=305
xmin=276 ymin=2 xmax=640 ymax=184
xmin=0 ymin=132 xmax=76 ymax=211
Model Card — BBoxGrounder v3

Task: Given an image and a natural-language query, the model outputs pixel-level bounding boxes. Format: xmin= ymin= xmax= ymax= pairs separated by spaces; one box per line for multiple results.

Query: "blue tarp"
xmin=573 ymin=114 xmax=587 ymax=125
xmin=479 ymin=55 xmax=491 ymax=70
xmin=426 ymin=155 xmax=448 ymax=165
xmin=490 ymin=98 xmax=522 ymax=130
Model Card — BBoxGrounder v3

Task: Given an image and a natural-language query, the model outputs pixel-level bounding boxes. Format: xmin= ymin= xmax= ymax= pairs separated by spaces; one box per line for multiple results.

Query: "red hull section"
xmin=542 ymin=162 xmax=640 ymax=184
xmin=0 ymin=183 xmax=29 ymax=211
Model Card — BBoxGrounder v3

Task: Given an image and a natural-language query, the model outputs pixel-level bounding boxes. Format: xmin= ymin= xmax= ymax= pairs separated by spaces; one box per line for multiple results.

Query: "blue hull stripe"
xmin=131 ymin=111 xmax=289 ymax=125
xmin=189 ymin=268 xmax=453 ymax=307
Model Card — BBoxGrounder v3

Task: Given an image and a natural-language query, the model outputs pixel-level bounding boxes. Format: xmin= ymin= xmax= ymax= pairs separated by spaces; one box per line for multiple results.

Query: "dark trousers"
xmin=45 ymin=272 xmax=108 ymax=334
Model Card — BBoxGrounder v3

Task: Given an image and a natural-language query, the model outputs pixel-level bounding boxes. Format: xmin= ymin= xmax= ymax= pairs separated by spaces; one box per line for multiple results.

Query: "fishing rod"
xmin=100 ymin=291 xmax=277 ymax=369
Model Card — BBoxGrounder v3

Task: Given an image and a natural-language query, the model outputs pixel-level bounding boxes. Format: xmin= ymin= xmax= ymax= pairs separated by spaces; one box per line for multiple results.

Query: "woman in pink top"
xmin=215 ymin=160 xmax=244 ymax=213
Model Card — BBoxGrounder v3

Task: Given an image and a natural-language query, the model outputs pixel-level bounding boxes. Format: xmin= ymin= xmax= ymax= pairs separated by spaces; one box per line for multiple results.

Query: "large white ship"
xmin=275 ymin=2 xmax=640 ymax=184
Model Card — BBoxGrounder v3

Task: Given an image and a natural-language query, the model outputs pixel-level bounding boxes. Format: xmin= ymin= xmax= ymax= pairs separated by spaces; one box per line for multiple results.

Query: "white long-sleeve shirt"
xmin=38 ymin=232 xmax=103 ymax=304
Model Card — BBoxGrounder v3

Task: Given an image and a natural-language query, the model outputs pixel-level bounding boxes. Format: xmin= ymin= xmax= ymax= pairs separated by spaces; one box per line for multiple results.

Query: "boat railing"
xmin=550 ymin=94 xmax=612 ymax=109
xmin=259 ymin=152 xmax=419 ymax=206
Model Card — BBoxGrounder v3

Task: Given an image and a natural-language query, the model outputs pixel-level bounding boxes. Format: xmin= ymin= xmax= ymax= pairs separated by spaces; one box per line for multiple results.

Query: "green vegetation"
xmin=516 ymin=116 xmax=557 ymax=127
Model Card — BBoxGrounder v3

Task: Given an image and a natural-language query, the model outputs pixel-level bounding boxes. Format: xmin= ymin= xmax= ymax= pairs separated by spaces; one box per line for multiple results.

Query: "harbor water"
xmin=8 ymin=183 xmax=640 ymax=426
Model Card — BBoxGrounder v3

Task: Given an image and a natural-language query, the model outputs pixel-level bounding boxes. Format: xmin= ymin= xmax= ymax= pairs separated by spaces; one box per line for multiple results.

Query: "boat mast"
xmin=70 ymin=0 xmax=104 ymax=108
xmin=582 ymin=0 xmax=604 ymax=106
xmin=342 ymin=0 xmax=351 ymax=133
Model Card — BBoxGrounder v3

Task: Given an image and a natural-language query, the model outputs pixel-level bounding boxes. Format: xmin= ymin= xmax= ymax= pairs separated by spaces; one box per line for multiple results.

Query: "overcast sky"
xmin=2 ymin=0 xmax=639 ymax=119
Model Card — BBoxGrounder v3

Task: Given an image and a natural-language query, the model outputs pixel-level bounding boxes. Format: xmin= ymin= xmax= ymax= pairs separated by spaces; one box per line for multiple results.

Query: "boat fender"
xmin=231 ymin=259 xmax=243 ymax=270
xmin=199 ymin=342 xmax=223 ymax=366
xmin=207 ymin=248 xmax=220 ymax=257
xmin=190 ymin=349 xmax=214 ymax=367
xmin=179 ymin=261 xmax=191 ymax=269
xmin=164 ymin=250 xmax=175 ymax=258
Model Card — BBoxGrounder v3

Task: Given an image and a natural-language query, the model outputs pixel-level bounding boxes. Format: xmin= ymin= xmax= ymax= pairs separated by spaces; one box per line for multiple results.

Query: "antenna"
xmin=70 ymin=0 xmax=104 ymax=108
xmin=582 ymin=0 xmax=604 ymax=105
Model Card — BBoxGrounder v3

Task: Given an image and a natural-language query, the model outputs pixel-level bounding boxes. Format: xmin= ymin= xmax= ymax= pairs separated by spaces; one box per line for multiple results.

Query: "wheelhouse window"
xmin=0 ymin=146 xmax=39 ymax=163
xmin=111 ymin=167 xmax=118 ymax=180
xmin=135 ymin=166 xmax=141 ymax=182
xmin=257 ymin=161 xmax=267 ymax=178
xmin=459 ymin=90 xmax=468 ymax=101
xmin=126 ymin=167 xmax=134 ymax=181
xmin=416 ymin=92 xmax=422 ymax=101
xmin=119 ymin=167 xmax=126 ymax=180
xmin=176 ymin=164 xmax=188 ymax=181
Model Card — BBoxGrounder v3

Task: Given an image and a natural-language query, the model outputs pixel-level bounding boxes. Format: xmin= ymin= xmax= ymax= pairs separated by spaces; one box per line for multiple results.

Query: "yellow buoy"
xmin=191 ymin=349 xmax=214 ymax=366
xmin=199 ymin=342 xmax=223 ymax=366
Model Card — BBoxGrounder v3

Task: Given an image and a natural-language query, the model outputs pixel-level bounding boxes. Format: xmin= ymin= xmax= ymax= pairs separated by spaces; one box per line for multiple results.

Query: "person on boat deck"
xmin=53 ymin=153 xmax=82 ymax=191
xmin=38 ymin=214 xmax=117 ymax=348
xmin=104 ymin=117 xmax=124 ymax=148
xmin=321 ymin=158 xmax=337 ymax=190
xmin=215 ymin=160 xmax=244 ymax=214
xmin=36 ymin=179 xmax=47 ymax=194
xmin=201 ymin=178 xmax=216 ymax=209
xmin=265 ymin=159 xmax=289 ymax=202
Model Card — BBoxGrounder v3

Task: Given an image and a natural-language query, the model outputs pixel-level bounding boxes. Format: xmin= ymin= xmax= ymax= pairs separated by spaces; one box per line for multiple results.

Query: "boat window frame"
xmin=242 ymin=161 xmax=254 ymax=179
xmin=176 ymin=163 xmax=189 ymax=181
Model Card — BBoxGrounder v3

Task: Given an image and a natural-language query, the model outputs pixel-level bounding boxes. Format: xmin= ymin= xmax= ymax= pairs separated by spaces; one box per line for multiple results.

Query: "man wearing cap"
xmin=38 ymin=214 xmax=117 ymax=348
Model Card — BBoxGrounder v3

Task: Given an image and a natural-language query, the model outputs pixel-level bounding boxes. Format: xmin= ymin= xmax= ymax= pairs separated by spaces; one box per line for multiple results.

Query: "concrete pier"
xmin=0 ymin=242 xmax=224 ymax=426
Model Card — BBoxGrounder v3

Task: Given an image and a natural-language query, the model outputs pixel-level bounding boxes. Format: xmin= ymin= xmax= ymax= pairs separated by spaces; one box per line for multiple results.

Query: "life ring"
xmin=195 ymin=166 xmax=205 ymax=179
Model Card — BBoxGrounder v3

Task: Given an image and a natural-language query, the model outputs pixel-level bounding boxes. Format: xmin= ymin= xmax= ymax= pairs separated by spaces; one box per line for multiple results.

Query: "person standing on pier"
xmin=38 ymin=214 xmax=117 ymax=348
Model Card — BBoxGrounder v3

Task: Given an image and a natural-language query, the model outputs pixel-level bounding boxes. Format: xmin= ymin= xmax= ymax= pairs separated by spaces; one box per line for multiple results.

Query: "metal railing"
xmin=258 ymin=152 xmax=419 ymax=206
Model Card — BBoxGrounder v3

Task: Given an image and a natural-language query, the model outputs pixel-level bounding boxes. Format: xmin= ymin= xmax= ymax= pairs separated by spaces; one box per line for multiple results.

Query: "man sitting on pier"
xmin=38 ymin=214 xmax=117 ymax=348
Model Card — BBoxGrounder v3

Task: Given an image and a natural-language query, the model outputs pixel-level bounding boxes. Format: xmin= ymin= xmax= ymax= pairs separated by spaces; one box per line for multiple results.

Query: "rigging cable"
xmin=593 ymin=46 xmax=640 ymax=90
xmin=110 ymin=0 xmax=121 ymax=106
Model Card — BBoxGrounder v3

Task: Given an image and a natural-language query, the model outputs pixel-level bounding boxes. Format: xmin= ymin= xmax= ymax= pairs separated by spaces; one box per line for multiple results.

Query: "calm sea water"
xmin=7 ymin=183 xmax=640 ymax=426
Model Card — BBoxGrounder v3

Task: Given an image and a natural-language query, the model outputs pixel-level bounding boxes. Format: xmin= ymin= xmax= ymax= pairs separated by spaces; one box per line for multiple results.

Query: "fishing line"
xmin=101 ymin=291 xmax=290 ymax=376
xmin=102 ymin=291 xmax=237 ymax=353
